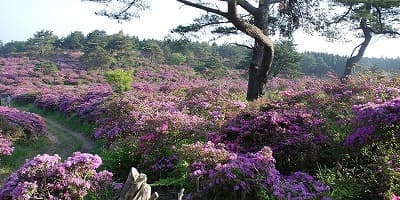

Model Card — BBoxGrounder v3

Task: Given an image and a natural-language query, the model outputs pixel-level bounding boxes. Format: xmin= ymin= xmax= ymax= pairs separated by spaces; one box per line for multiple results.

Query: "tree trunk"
xmin=247 ymin=41 xmax=265 ymax=101
xmin=341 ymin=19 xmax=372 ymax=80
xmin=246 ymin=1 xmax=273 ymax=101
xmin=175 ymin=0 xmax=274 ymax=101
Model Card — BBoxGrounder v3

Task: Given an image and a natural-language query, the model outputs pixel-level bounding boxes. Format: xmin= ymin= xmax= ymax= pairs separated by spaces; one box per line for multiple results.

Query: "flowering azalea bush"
xmin=0 ymin=132 xmax=13 ymax=155
xmin=258 ymin=73 xmax=400 ymax=199
xmin=0 ymin=106 xmax=46 ymax=140
xmin=0 ymin=152 xmax=120 ymax=200
xmin=214 ymin=103 xmax=328 ymax=172
xmin=180 ymin=142 xmax=330 ymax=199
xmin=92 ymin=65 xmax=247 ymax=181
xmin=33 ymin=84 xmax=112 ymax=122
xmin=337 ymin=97 xmax=400 ymax=199
xmin=345 ymin=97 xmax=400 ymax=146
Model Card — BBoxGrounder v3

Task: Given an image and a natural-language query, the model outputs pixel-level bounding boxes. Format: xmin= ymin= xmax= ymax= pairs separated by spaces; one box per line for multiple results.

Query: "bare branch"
xmin=350 ymin=43 xmax=362 ymax=57
xmin=271 ymin=66 xmax=284 ymax=77
xmin=117 ymin=0 xmax=141 ymax=19
xmin=85 ymin=0 xmax=149 ymax=20
xmin=374 ymin=5 xmax=384 ymax=30
xmin=370 ymin=29 xmax=400 ymax=36
xmin=218 ymin=0 xmax=258 ymax=16
xmin=267 ymin=0 xmax=282 ymax=4
xmin=171 ymin=14 xmax=233 ymax=34
xmin=230 ymin=42 xmax=253 ymax=49
xmin=176 ymin=0 xmax=228 ymax=18
xmin=327 ymin=5 xmax=352 ymax=26
xmin=237 ymin=1 xmax=258 ymax=16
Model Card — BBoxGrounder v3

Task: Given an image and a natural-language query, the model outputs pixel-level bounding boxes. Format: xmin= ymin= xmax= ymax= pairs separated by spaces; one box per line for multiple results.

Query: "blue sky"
xmin=1 ymin=0 xmax=399 ymax=58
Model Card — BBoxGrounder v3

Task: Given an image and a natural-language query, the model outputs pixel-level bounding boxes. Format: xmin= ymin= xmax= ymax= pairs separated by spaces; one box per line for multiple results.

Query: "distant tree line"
xmin=300 ymin=52 xmax=400 ymax=76
xmin=1 ymin=30 xmax=399 ymax=78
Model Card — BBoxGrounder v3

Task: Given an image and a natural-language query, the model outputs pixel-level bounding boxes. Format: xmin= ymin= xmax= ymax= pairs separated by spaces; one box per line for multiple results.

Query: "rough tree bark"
xmin=341 ymin=19 xmax=372 ymax=80
xmin=233 ymin=1 xmax=274 ymax=101
xmin=175 ymin=0 xmax=275 ymax=101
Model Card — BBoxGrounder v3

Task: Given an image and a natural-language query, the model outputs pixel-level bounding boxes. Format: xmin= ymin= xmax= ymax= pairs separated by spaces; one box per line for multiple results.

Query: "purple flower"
xmin=0 ymin=152 xmax=117 ymax=200
xmin=181 ymin=143 xmax=330 ymax=199
xmin=0 ymin=133 xmax=13 ymax=155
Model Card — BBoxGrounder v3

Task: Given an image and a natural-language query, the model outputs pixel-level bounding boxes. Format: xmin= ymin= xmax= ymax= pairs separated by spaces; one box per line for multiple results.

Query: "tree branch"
xmin=171 ymin=14 xmax=233 ymax=34
xmin=370 ymin=29 xmax=400 ymax=36
xmin=230 ymin=42 xmax=253 ymax=49
xmin=237 ymin=1 xmax=258 ymax=16
xmin=272 ymin=66 xmax=284 ymax=77
xmin=176 ymin=0 xmax=228 ymax=18
xmin=267 ymin=0 xmax=282 ymax=4
xmin=86 ymin=0 xmax=148 ymax=20
xmin=218 ymin=0 xmax=258 ymax=16
xmin=327 ymin=5 xmax=352 ymax=25
xmin=117 ymin=0 xmax=140 ymax=19
xmin=350 ymin=43 xmax=362 ymax=57
xmin=374 ymin=5 xmax=384 ymax=30
xmin=226 ymin=0 xmax=273 ymax=48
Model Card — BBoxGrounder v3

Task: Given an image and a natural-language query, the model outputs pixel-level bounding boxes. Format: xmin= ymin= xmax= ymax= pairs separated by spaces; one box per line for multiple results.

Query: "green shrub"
xmin=104 ymin=69 xmax=133 ymax=94
xmin=34 ymin=60 xmax=58 ymax=75
xmin=169 ymin=53 xmax=186 ymax=65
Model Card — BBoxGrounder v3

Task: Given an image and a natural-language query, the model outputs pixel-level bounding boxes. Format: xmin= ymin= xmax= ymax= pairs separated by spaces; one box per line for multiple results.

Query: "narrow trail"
xmin=10 ymin=104 xmax=96 ymax=158
xmin=0 ymin=110 xmax=96 ymax=186
xmin=43 ymin=117 xmax=95 ymax=158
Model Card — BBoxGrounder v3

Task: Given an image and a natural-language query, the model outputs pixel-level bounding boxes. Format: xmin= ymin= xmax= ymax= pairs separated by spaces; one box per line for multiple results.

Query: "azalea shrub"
xmin=0 ymin=106 xmax=46 ymax=141
xmin=93 ymin=65 xmax=247 ymax=181
xmin=33 ymin=84 xmax=111 ymax=122
xmin=0 ymin=131 xmax=13 ymax=155
xmin=215 ymin=104 xmax=328 ymax=172
xmin=261 ymin=73 xmax=400 ymax=199
xmin=339 ymin=97 xmax=400 ymax=199
xmin=180 ymin=142 xmax=330 ymax=199
xmin=0 ymin=152 xmax=121 ymax=200
xmin=345 ymin=97 xmax=400 ymax=146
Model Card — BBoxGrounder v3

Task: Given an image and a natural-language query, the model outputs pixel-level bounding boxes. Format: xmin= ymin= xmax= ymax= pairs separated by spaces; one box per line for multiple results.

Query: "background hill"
xmin=0 ymin=30 xmax=400 ymax=200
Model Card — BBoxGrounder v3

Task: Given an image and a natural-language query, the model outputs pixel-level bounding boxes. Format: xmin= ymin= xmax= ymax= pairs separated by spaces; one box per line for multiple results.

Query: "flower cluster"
xmin=346 ymin=97 xmax=400 ymax=146
xmin=215 ymin=103 xmax=327 ymax=172
xmin=0 ymin=132 xmax=13 ymax=155
xmin=180 ymin=142 xmax=330 ymax=199
xmin=0 ymin=152 xmax=117 ymax=200
xmin=0 ymin=106 xmax=47 ymax=138
xmin=150 ymin=154 xmax=178 ymax=173
xmin=34 ymin=84 xmax=112 ymax=121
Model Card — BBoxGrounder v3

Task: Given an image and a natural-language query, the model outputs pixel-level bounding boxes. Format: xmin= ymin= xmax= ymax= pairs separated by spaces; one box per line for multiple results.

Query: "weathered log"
xmin=119 ymin=167 xmax=140 ymax=200
xmin=149 ymin=192 xmax=159 ymax=200
xmin=178 ymin=188 xmax=184 ymax=200
xmin=119 ymin=167 xmax=159 ymax=200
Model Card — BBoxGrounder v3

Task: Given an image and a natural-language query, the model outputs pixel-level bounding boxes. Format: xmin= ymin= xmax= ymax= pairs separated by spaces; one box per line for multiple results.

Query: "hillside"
xmin=0 ymin=33 xmax=399 ymax=199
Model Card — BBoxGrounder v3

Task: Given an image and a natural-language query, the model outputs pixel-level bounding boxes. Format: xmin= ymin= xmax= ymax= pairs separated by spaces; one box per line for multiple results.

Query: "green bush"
xmin=34 ymin=60 xmax=58 ymax=75
xmin=104 ymin=69 xmax=133 ymax=94
xmin=169 ymin=53 xmax=186 ymax=65
xmin=99 ymin=141 xmax=139 ymax=181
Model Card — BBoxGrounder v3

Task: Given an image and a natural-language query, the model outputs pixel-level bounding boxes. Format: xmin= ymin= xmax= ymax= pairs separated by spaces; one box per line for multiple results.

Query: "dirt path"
xmin=0 ymin=110 xmax=96 ymax=186
xmin=43 ymin=117 xmax=95 ymax=158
